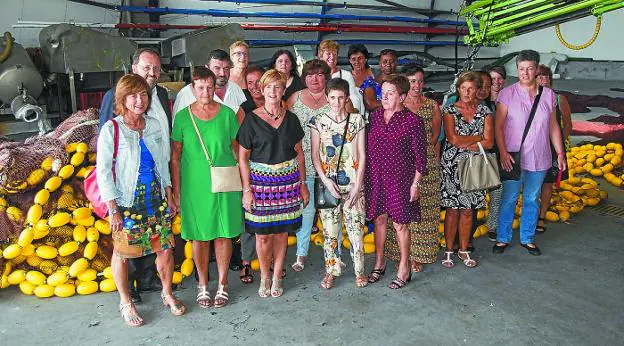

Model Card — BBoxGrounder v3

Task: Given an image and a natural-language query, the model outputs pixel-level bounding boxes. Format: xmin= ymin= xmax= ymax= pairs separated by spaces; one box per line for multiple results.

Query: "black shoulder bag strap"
xmin=333 ymin=113 xmax=352 ymax=180
xmin=519 ymin=85 xmax=543 ymax=149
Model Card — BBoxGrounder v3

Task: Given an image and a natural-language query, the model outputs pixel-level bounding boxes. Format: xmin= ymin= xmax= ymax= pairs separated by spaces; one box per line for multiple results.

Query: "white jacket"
xmin=96 ymin=116 xmax=171 ymax=208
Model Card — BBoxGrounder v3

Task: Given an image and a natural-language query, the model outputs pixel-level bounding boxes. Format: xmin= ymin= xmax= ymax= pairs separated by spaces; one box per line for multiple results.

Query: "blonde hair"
xmin=229 ymin=40 xmax=249 ymax=54
xmin=259 ymin=69 xmax=287 ymax=89
xmin=114 ymin=74 xmax=151 ymax=116
xmin=318 ymin=39 xmax=339 ymax=55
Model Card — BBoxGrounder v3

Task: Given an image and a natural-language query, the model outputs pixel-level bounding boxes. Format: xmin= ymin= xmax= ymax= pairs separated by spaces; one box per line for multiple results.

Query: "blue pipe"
xmin=117 ymin=6 xmax=464 ymax=25
xmin=246 ymin=39 xmax=465 ymax=46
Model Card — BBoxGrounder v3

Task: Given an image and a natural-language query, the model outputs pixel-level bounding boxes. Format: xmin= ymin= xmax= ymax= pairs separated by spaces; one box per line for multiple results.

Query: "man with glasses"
xmin=98 ymin=47 xmax=173 ymax=304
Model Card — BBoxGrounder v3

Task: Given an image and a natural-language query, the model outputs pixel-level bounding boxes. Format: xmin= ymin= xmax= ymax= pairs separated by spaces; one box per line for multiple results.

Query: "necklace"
xmin=263 ymin=105 xmax=282 ymax=121
xmin=406 ymin=93 xmax=424 ymax=106
xmin=307 ymin=89 xmax=325 ymax=107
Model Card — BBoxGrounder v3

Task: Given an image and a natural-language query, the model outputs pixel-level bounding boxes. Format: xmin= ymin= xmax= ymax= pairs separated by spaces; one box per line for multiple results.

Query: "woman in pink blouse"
xmin=365 ymin=74 xmax=427 ymax=289
xmin=493 ymin=50 xmax=566 ymax=256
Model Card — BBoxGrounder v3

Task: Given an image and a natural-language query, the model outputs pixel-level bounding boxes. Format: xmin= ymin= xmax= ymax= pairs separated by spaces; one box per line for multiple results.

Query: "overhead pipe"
xmin=117 ymin=6 xmax=465 ymax=25
xmin=246 ymin=39 xmax=464 ymax=46
xmin=14 ymin=21 xmax=467 ymax=35
xmin=196 ymin=0 xmax=451 ymax=15
xmin=112 ymin=23 xmax=467 ymax=35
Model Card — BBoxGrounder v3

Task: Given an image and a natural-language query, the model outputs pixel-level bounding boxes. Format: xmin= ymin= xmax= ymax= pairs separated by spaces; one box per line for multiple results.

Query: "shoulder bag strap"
xmin=333 ymin=113 xmax=351 ymax=177
xmin=188 ymin=106 xmax=214 ymax=167
xmin=519 ymin=85 xmax=543 ymax=148
xmin=111 ymin=119 xmax=119 ymax=181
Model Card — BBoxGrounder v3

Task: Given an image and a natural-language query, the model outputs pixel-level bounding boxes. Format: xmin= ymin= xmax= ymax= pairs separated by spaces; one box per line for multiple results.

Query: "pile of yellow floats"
xmin=0 ymin=142 xmax=194 ymax=298
xmin=0 ymin=139 xmax=622 ymax=298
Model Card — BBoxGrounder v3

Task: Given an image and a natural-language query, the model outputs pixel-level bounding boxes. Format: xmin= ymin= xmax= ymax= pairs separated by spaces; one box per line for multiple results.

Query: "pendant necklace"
xmin=264 ymin=105 xmax=282 ymax=121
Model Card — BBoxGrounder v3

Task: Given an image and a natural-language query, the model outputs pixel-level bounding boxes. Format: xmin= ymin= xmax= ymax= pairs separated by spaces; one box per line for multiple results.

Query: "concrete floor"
xmin=1 ymin=182 xmax=623 ymax=345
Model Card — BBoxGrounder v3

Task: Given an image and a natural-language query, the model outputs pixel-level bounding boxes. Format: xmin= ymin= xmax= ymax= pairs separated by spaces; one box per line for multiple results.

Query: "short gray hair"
xmin=132 ymin=48 xmax=160 ymax=65
xmin=516 ymin=50 xmax=540 ymax=66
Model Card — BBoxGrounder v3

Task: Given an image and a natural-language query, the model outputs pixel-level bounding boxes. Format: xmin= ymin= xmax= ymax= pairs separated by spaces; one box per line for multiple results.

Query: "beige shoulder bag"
xmin=189 ymin=108 xmax=242 ymax=193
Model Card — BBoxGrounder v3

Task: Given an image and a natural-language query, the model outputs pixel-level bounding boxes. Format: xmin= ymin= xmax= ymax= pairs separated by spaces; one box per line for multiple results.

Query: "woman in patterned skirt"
xmin=238 ymin=69 xmax=310 ymax=298
xmin=440 ymin=71 xmax=494 ymax=268
xmin=97 ymin=74 xmax=183 ymax=327
xmin=385 ymin=66 xmax=442 ymax=273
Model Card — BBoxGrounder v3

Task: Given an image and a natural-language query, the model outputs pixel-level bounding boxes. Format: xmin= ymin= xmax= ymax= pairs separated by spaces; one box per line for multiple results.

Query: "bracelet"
xmin=243 ymin=187 xmax=252 ymax=193
xmin=108 ymin=207 xmax=119 ymax=216
xmin=411 ymin=181 xmax=421 ymax=188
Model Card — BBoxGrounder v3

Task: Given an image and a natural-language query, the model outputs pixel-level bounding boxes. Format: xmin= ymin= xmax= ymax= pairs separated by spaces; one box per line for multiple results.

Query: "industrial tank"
xmin=0 ymin=32 xmax=44 ymax=123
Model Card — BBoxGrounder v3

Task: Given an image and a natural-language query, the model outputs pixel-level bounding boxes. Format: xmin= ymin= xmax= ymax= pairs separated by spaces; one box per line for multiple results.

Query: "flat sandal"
xmin=196 ymin=286 xmax=212 ymax=308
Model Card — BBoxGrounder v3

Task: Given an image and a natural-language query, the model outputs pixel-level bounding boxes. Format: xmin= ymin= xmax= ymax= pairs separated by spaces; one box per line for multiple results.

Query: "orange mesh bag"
xmin=0 ymin=136 xmax=68 ymax=194
xmin=52 ymin=108 xmax=99 ymax=147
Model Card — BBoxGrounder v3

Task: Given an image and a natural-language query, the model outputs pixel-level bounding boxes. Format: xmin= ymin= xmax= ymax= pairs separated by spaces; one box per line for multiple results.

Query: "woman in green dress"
xmin=171 ymin=67 xmax=243 ymax=309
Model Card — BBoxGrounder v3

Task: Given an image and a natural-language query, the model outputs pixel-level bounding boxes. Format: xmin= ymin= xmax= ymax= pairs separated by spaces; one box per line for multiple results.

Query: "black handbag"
xmin=545 ymin=105 xmax=569 ymax=182
xmin=314 ymin=113 xmax=351 ymax=209
xmin=499 ymin=86 xmax=543 ymax=181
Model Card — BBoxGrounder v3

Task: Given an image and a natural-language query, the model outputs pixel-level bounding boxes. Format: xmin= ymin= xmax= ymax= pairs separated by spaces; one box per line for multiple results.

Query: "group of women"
xmin=98 ymin=41 xmax=570 ymax=327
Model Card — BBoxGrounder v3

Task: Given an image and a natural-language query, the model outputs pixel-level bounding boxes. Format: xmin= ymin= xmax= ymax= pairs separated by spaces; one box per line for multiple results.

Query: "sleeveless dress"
xmin=385 ymin=98 xmax=441 ymax=263
xmin=440 ymin=104 xmax=491 ymax=210
xmin=290 ymin=92 xmax=331 ymax=179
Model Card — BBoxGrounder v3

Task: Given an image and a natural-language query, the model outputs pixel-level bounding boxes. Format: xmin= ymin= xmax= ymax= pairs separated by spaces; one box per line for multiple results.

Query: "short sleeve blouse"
xmin=236 ymin=110 xmax=304 ymax=164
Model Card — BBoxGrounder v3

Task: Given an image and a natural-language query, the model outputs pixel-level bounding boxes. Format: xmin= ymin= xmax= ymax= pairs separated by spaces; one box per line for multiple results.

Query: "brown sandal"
xmin=367 ymin=264 xmax=387 ymax=283
xmin=355 ymin=275 xmax=368 ymax=288
xmin=239 ymin=264 xmax=253 ymax=284
xmin=320 ymin=273 xmax=335 ymax=289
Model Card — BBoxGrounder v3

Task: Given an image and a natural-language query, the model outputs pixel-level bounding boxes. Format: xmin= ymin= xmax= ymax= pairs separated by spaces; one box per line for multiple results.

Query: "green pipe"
xmin=0 ymin=32 xmax=13 ymax=64
xmin=492 ymin=3 xmax=558 ymax=27
xmin=487 ymin=0 xmax=554 ymax=19
xmin=467 ymin=0 xmax=525 ymax=16
xmin=485 ymin=0 xmax=603 ymax=37
xmin=593 ymin=2 xmax=624 ymax=15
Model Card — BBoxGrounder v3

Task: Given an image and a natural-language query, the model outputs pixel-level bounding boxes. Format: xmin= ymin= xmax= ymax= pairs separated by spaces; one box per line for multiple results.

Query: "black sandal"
xmin=367 ymin=264 xmax=387 ymax=283
xmin=389 ymin=272 xmax=412 ymax=289
xmin=492 ymin=242 xmax=509 ymax=254
xmin=536 ymin=218 xmax=546 ymax=233
xmin=239 ymin=264 xmax=253 ymax=284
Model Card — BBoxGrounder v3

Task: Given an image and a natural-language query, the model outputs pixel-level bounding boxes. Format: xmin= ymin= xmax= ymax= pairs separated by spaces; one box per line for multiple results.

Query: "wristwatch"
xmin=108 ymin=207 xmax=119 ymax=216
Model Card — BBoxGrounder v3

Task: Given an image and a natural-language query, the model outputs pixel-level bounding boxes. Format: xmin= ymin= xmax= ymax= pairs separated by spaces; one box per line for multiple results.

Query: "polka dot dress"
xmin=364 ymin=108 xmax=427 ymax=224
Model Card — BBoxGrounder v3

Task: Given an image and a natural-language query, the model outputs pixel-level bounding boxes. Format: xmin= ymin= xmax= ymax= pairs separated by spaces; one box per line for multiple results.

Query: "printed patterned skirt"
xmin=112 ymin=176 xmax=174 ymax=259
xmin=245 ymin=159 xmax=303 ymax=235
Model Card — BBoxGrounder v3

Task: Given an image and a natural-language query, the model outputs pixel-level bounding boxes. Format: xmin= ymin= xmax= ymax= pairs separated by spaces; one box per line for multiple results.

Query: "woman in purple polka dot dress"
xmin=365 ymin=75 xmax=427 ymax=289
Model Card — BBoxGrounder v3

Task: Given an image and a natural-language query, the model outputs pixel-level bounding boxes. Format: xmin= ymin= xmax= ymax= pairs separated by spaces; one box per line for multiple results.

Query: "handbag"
xmin=499 ymin=86 xmax=543 ymax=181
xmin=314 ymin=113 xmax=351 ymax=209
xmin=84 ymin=119 xmax=119 ymax=219
xmin=458 ymin=142 xmax=502 ymax=192
xmin=189 ymin=109 xmax=242 ymax=193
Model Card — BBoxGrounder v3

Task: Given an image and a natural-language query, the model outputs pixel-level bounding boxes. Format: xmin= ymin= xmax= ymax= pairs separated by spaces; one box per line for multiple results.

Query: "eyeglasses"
xmin=137 ymin=64 xmax=161 ymax=73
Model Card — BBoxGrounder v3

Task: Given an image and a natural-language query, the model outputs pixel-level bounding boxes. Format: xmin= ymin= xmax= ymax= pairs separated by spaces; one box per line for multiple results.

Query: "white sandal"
xmin=291 ymin=256 xmax=305 ymax=272
xmin=196 ymin=286 xmax=212 ymax=308
xmin=214 ymin=284 xmax=229 ymax=308
xmin=119 ymin=302 xmax=143 ymax=327
xmin=458 ymin=250 xmax=477 ymax=268
xmin=442 ymin=251 xmax=455 ymax=269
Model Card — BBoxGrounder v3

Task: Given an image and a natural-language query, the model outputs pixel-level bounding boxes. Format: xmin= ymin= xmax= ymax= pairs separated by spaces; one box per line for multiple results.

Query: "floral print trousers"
xmin=318 ymin=190 xmax=366 ymax=277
